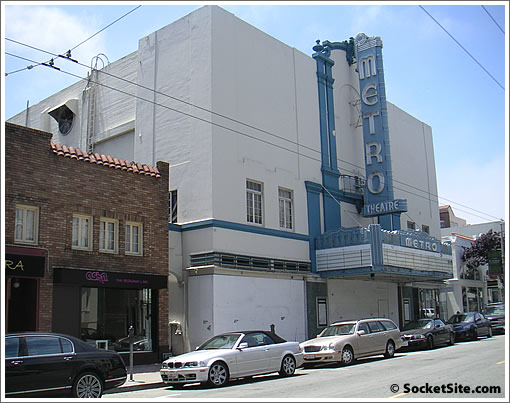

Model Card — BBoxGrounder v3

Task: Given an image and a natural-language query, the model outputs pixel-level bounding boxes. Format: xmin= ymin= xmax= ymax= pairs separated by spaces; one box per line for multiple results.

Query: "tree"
xmin=461 ymin=229 xmax=501 ymax=270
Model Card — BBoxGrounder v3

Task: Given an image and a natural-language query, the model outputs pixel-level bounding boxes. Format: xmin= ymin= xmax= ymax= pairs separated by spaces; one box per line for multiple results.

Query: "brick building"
xmin=5 ymin=122 xmax=169 ymax=364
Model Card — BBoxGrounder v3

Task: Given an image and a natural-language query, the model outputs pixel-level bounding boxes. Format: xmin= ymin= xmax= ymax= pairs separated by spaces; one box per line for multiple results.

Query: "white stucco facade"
xmin=8 ymin=5 xmax=450 ymax=352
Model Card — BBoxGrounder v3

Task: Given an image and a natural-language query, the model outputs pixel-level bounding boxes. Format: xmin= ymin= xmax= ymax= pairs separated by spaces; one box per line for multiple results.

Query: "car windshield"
xmin=483 ymin=306 xmax=505 ymax=315
xmin=448 ymin=313 xmax=475 ymax=324
xmin=197 ymin=334 xmax=241 ymax=350
xmin=320 ymin=324 xmax=356 ymax=337
xmin=403 ymin=319 xmax=433 ymax=330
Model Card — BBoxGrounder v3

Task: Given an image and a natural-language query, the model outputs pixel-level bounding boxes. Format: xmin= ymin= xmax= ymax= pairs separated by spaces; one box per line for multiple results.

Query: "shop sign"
xmin=54 ymin=267 xmax=167 ymax=289
xmin=5 ymin=254 xmax=45 ymax=278
xmin=362 ymin=199 xmax=407 ymax=217
xmin=355 ymin=33 xmax=407 ymax=219
xmin=399 ymin=235 xmax=440 ymax=252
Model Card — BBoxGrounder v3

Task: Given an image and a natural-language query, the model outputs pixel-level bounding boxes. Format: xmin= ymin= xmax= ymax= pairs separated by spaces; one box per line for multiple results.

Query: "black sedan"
xmin=400 ymin=318 xmax=455 ymax=350
xmin=447 ymin=312 xmax=493 ymax=341
xmin=5 ymin=332 xmax=127 ymax=398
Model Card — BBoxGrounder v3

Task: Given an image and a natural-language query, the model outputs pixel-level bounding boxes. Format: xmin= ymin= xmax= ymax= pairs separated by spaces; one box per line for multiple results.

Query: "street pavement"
xmin=104 ymin=334 xmax=506 ymax=399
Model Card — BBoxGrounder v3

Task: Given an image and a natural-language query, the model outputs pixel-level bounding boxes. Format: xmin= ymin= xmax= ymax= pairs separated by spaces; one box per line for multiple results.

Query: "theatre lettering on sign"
xmin=355 ymin=33 xmax=407 ymax=230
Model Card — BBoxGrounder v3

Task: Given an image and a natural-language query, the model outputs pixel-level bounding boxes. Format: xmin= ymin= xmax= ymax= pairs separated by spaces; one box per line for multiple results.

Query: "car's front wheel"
xmin=384 ymin=341 xmax=395 ymax=358
xmin=471 ymin=328 xmax=478 ymax=341
xmin=448 ymin=332 xmax=455 ymax=345
xmin=427 ymin=335 xmax=434 ymax=350
xmin=207 ymin=362 xmax=229 ymax=387
xmin=487 ymin=327 xmax=493 ymax=338
xmin=341 ymin=346 xmax=354 ymax=365
xmin=72 ymin=372 xmax=103 ymax=398
xmin=279 ymin=355 xmax=296 ymax=377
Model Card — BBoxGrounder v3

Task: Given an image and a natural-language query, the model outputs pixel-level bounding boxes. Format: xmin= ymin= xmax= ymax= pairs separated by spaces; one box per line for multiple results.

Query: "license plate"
xmin=306 ymin=354 xmax=315 ymax=359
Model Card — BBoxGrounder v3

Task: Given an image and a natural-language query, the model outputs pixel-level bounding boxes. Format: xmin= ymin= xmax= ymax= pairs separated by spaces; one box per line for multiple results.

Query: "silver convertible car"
xmin=160 ymin=330 xmax=303 ymax=388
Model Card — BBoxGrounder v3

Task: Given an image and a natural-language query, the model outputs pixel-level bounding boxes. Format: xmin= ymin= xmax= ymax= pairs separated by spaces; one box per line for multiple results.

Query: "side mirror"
xmin=357 ymin=330 xmax=366 ymax=336
xmin=237 ymin=342 xmax=248 ymax=350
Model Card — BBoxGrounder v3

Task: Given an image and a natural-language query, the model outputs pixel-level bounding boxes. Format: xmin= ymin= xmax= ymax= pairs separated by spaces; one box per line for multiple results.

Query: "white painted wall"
xmin=327 ymin=279 xmax=399 ymax=325
xmin=188 ymin=273 xmax=306 ymax=348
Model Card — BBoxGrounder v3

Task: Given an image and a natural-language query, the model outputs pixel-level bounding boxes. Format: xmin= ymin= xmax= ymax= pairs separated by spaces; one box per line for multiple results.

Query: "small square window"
xmin=100 ymin=218 xmax=118 ymax=253
xmin=125 ymin=222 xmax=143 ymax=255
xmin=15 ymin=205 xmax=39 ymax=244
xmin=407 ymin=221 xmax=416 ymax=230
xmin=422 ymin=224 xmax=430 ymax=234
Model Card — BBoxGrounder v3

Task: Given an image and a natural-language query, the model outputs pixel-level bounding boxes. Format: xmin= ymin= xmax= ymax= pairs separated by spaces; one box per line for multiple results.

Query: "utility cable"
xmin=481 ymin=5 xmax=505 ymax=34
xmin=419 ymin=5 xmax=504 ymax=91
xmin=5 ymin=49 xmax=503 ymax=223
xmin=71 ymin=5 xmax=142 ymax=51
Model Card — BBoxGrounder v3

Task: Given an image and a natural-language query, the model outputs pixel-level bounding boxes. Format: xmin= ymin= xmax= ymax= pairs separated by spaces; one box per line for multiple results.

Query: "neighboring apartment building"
xmin=7 ymin=5 xmax=453 ymax=349
xmin=439 ymin=205 xmax=467 ymax=229
xmin=441 ymin=213 xmax=505 ymax=306
xmin=5 ymin=122 xmax=170 ymax=364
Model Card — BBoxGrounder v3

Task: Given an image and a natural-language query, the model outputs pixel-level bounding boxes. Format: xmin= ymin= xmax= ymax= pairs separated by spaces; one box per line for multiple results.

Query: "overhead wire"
xmin=5 ymin=38 xmax=503 ymax=223
xmin=481 ymin=5 xmax=505 ymax=34
xmin=5 ymin=5 xmax=141 ymax=76
xmin=419 ymin=5 xmax=504 ymax=91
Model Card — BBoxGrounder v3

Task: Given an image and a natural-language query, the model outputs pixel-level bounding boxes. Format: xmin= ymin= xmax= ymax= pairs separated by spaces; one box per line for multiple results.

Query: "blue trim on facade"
xmin=305 ymin=181 xmax=322 ymax=273
xmin=168 ymin=219 xmax=309 ymax=242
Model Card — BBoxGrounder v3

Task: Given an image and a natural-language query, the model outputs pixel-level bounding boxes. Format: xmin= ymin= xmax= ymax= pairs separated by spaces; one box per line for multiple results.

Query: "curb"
xmin=105 ymin=381 xmax=166 ymax=394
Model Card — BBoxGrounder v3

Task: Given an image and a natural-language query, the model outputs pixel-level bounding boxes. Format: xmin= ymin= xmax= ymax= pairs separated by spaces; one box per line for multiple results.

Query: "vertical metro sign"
xmin=355 ymin=33 xmax=406 ymax=230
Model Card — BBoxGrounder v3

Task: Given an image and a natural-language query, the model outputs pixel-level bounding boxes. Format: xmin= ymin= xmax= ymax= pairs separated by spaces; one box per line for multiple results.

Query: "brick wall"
xmin=5 ymin=122 xmax=169 ymax=349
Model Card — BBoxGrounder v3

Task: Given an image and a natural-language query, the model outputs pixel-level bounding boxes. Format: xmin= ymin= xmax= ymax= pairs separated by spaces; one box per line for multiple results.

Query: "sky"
xmin=2 ymin=1 xmax=508 ymax=226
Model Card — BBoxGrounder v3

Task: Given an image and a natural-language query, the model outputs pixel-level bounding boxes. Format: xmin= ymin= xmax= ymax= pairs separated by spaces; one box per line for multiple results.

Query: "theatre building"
xmin=4 ymin=122 xmax=169 ymax=364
xmin=8 ymin=6 xmax=455 ymax=348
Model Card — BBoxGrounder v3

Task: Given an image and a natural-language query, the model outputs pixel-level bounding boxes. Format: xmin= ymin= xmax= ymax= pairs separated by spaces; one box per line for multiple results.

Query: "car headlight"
xmin=414 ymin=334 xmax=426 ymax=340
xmin=161 ymin=362 xmax=169 ymax=369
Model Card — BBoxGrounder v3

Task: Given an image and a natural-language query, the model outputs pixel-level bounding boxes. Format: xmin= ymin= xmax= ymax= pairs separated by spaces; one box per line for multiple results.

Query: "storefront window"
xmin=80 ymin=287 xmax=152 ymax=352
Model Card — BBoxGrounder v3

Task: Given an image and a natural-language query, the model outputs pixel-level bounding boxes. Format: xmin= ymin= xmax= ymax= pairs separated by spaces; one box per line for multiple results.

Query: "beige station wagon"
xmin=299 ymin=318 xmax=407 ymax=366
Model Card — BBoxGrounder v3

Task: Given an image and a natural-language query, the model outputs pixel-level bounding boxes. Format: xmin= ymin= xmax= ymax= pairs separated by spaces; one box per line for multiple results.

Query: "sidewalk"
xmin=105 ymin=363 xmax=165 ymax=394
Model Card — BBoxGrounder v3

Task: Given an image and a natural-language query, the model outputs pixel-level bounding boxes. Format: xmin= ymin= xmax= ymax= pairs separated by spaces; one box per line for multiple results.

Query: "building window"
xmin=72 ymin=214 xmax=92 ymax=250
xmin=80 ymin=287 xmax=152 ymax=352
xmin=169 ymin=190 xmax=177 ymax=223
xmin=15 ymin=205 xmax=39 ymax=244
xmin=125 ymin=222 xmax=143 ymax=255
xmin=279 ymin=188 xmax=293 ymax=230
xmin=246 ymin=180 xmax=263 ymax=225
xmin=407 ymin=221 xmax=416 ymax=230
xmin=99 ymin=218 xmax=118 ymax=253
xmin=422 ymin=224 xmax=430 ymax=234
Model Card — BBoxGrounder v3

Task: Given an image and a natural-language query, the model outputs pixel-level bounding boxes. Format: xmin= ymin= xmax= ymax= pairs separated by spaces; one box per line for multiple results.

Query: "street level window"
xmin=72 ymin=214 xmax=92 ymax=250
xmin=125 ymin=222 xmax=143 ymax=255
xmin=246 ymin=180 xmax=263 ymax=225
xmin=99 ymin=218 xmax=118 ymax=253
xmin=80 ymin=287 xmax=152 ymax=352
xmin=279 ymin=188 xmax=293 ymax=230
xmin=15 ymin=205 xmax=39 ymax=244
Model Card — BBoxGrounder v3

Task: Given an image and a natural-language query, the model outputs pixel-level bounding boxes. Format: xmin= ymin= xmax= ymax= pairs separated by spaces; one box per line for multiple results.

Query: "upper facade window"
xmin=99 ymin=218 xmax=118 ymax=253
xmin=279 ymin=188 xmax=293 ymax=230
xmin=72 ymin=214 xmax=92 ymax=250
xmin=407 ymin=221 xmax=416 ymax=230
xmin=246 ymin=180 xmax=263 ymax=225
xmin=15 ymin=205 xmax=39 ymax=244
xmin=125 ymin=222 xmax=143 ymax=255
xmin=169 ymin=190 xmax=177 ymax=223
xmin=422 ymin=224 xmax=430 ymax=234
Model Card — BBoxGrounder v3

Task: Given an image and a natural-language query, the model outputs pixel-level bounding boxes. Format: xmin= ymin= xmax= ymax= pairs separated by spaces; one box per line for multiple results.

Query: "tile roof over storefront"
xmin=51 ymin=143 xmax=161 ymax=177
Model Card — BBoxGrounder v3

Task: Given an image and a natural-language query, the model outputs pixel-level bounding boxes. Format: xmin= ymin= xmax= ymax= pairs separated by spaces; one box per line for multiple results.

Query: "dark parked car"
xmin=447 ymin=312 xmax=493 ymax=341
xmin=482 ymin=304 xmax=505 ymax=334
xmin=401 ymin=318 xmax=455 ymax=349
xmin=5 ymin=332 xmax=127 ymax=398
